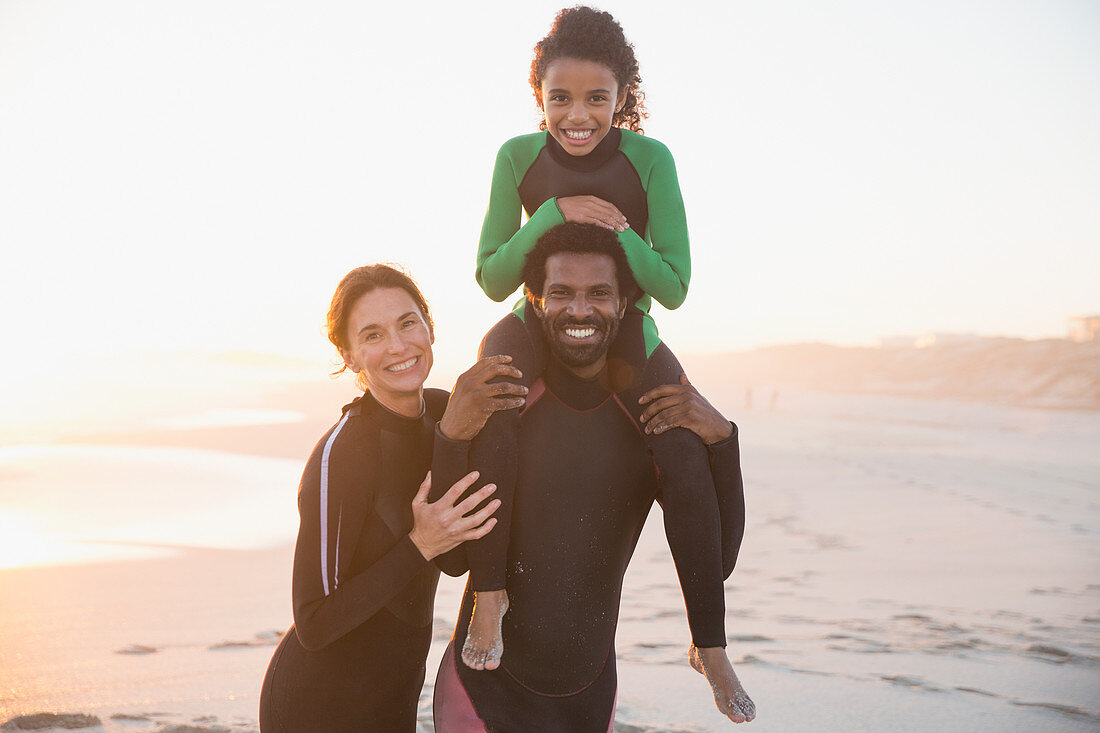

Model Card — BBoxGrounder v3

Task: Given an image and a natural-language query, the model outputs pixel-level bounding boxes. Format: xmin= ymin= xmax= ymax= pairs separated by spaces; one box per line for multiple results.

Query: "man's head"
xmin=523 ymin=222 xmax=638 ymax=378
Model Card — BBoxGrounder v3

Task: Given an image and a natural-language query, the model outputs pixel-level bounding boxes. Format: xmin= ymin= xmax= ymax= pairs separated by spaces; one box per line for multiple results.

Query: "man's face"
xmin=535 ymin=252 xmax=627 ymax=379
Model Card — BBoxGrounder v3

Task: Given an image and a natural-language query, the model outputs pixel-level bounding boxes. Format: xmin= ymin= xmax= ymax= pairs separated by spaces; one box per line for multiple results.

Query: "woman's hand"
xmin=439 ymin=355 xmax=527 ymax=441
xmin=409 ymin=471 xmax=499 ymax=562
xmin=557 ymin=195 xmax=629 ymax=232
xmin=638 ymin=373 xmax=734 ymax=445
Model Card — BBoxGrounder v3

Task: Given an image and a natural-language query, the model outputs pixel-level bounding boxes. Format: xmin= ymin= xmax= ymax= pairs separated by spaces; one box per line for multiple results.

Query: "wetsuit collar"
xmin=343 ymin=390 xmax=427 ymax=433
xmin=544 ymin=357 xmax=612 ymax=412
xmin=544 ymin=128 xmax=623 ymax=172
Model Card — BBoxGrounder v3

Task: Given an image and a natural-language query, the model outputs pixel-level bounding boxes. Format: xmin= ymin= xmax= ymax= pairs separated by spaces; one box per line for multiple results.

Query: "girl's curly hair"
xmin=529 ymin=6 xmax=647 ymax=134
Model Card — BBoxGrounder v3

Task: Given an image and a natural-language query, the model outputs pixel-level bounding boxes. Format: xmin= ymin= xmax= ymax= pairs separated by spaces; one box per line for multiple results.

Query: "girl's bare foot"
xmin=461 ymin=589 xmax=509 ymax=670
xmin=689 ymin=644 xmax=756 ymax=723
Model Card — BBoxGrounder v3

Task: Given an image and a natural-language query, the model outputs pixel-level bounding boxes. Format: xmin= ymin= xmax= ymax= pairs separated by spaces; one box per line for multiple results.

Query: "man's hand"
xmin=638 ymin=373 xmax=733 ymax=445
xmin=557 ymin=195 xmax=629 ymax=232
xmin=439 ymin=355 xmax=527 ymax=441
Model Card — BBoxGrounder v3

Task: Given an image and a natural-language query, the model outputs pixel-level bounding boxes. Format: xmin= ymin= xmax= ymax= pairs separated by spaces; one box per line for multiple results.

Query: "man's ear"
xmin=526 ymin=287 xmax=544 ymax=316
xmin=618 ymin=298 xmax=628 ymax=319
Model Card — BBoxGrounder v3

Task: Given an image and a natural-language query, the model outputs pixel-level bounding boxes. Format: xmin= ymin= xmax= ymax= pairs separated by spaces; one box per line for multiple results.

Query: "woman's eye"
xmin=402 ymin=319 xmax=417 ymax=329
xmin=364 ymin=333 xmax=380 ymax=343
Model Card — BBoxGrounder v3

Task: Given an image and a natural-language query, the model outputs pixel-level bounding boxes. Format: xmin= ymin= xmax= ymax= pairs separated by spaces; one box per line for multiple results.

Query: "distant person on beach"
xmin=431 ymin=223 xmax=756 ymax=729
xmin=455 ymin=7 xmax=740 ymax=704
xmin=258 ymin=265 xmax=527 ymax=732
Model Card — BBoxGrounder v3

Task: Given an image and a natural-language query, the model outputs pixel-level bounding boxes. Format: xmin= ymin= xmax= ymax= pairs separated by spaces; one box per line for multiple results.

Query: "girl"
xmin=449 ymin=6 xmax=755 ymax=724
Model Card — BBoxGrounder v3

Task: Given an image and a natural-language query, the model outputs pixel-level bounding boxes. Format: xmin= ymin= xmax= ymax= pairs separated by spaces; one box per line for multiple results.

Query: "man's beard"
xmin=540 ymin=309 xmax=621 ymax=371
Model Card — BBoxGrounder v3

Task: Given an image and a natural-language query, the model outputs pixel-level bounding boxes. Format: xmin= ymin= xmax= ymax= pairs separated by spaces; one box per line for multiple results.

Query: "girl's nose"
xmin=567 ymin=102 xmax=588 ymax=122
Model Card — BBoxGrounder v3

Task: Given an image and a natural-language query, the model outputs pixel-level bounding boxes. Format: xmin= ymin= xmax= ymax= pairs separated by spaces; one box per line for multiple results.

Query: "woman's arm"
xmin=290 ymin=426 xmax=497 ymax=651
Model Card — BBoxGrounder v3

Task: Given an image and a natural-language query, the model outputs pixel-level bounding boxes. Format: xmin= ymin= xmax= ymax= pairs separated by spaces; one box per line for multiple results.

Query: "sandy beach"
xmin=1 ymin=375 xmax=1097 ymax=732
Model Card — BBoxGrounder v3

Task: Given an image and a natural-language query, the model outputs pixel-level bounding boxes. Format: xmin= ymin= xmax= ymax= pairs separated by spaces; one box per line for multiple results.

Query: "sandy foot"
xmin=461 ymin=589 xmax=509 ymax=670
xmin=689 ymin=644 xmax=757 ymax=724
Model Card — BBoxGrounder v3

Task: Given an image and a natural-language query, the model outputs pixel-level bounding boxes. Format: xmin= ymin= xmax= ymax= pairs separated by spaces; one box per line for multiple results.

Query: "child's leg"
xmin=608 ymin=308 xmax=742 ymax=578
xmin=618 ymin=338 xmax=726 ymax=648
xmin=612 ymin=315 xmax=756 ymax=723
xmin=454 ymin=303 xmax=546 ymax=670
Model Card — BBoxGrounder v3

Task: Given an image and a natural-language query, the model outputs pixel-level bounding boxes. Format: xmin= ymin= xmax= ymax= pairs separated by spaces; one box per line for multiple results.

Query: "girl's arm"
xmin=476 ymin=136 xmax=563 ymax=302
xmin=617 ymin=135 xmax=691 ymax=310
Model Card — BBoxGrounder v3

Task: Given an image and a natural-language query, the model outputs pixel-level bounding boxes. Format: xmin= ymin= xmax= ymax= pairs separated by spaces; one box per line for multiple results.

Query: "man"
xmin=432 ymin=223 xmax=755 ymax=730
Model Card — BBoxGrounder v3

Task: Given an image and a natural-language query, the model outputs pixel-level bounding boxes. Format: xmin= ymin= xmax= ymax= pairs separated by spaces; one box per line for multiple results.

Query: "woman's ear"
xmin=339 ymin=348 xmax=358 ymax=373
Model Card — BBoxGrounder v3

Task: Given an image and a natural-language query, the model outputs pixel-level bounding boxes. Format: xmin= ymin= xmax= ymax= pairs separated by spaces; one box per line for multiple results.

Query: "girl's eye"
xmin=589 ymin=95 xmax=608 ymax=103
xmin=550 ymin=94 xmax=569 ymax=103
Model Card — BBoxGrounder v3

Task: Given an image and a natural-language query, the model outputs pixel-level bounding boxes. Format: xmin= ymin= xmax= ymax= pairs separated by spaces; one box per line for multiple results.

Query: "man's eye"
xmin=548 ymin=290 xmax=568 ymax=298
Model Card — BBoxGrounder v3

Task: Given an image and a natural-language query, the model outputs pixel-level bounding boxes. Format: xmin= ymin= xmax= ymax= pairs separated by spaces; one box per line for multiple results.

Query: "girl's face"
xmin=339 ymin=287 xmax=434 ymax=416
xmin=540 ymin=58 xmax=627 ymax=157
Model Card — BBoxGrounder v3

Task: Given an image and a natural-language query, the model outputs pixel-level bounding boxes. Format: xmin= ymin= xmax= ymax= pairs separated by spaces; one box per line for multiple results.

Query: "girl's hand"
xmin=557 ymin=195 xmax=629 ymax=232
xmin=638 ymin=373 xmax=734 ymax=445
xmin=439 ymin=355 xmax=527 ymax=441
xmin=409 ymin=471 xmax=500 ymax=561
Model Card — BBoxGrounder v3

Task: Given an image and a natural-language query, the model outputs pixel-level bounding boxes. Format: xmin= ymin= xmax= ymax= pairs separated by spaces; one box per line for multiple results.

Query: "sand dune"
xmin=684 ymin=337 xmax=1100 ymax=410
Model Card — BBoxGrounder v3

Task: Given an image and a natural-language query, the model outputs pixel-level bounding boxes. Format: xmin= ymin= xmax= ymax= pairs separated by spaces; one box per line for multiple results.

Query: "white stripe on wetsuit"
xmin=319 ymin=413 xmax=350 ymax=596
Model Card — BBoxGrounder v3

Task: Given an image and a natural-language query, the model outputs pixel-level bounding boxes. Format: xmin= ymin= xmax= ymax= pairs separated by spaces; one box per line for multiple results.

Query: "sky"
xmin=1 ymin=0 xmax=1098 ymax=427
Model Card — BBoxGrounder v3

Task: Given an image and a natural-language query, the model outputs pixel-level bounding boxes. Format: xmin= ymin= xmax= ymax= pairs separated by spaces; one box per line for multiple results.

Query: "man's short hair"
xmin=522 ymin=222 xmax=639 ymax=302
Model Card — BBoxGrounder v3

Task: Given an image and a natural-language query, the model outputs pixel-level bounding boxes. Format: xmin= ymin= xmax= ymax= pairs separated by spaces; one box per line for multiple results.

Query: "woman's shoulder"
xmin=424 ymin=388 xmax=449 ymax=420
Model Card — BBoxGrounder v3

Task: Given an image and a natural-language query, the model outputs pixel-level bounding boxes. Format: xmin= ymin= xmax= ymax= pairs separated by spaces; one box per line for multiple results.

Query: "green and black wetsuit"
xmin=444 ymin=129 xmax=739 ymax=647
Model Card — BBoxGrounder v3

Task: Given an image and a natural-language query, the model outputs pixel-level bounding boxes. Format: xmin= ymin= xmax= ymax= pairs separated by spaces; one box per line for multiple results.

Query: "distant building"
xmin=914 ymin=332 xmax=980 ymax=349
xmin=876 ymin=336 xmax=919 ymax=349
xmin=1067 ymin=315 xmax=1100 ymax=343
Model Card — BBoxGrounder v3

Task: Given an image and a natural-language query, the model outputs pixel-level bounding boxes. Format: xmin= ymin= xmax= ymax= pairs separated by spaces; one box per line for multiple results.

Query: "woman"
xmin=259 ymin=264 xmax=526 ymax=732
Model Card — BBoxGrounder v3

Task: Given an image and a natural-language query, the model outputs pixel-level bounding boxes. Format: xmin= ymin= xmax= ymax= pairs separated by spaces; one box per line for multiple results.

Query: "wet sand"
xmin=1 ymin=386 xmax=1097 ymax=731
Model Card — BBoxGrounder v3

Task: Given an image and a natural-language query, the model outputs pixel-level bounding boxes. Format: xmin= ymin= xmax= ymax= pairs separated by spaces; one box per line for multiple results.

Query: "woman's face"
xmin=339 ymin=287 xmax=434 ymax=416
xmin=540 ymin=58 xmax=627 ymax=157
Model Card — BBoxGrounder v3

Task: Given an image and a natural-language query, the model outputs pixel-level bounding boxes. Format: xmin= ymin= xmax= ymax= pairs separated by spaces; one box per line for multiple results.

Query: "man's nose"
xmin=566 ymin=293 xmax=593 ymax=317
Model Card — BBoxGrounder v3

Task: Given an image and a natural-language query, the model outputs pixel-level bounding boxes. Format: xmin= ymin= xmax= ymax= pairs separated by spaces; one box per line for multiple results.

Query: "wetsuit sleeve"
xmin=429 ymin=424 xmax=472 ymax=577
xmin=291 ymin=425 xmax=429 ymax=651
xmin=476 ymin=139 xmax=565 ymax=302
xmin=707 ymin=422 xmax=746 ymax=579
xmin=618 ymin=137 xmax=691 ymax=310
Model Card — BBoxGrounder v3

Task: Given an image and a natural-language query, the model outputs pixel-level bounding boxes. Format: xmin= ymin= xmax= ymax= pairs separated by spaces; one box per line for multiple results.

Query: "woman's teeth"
xmin=565 ymin=327 xmax=596 ymax=339
xmin=386 ymin=357 xmax=418 ymax=372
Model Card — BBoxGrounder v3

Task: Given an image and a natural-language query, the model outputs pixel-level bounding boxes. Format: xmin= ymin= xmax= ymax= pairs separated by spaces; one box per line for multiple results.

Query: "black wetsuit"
xmin=433 ymin=359 xmax=746 ymax=731
xmin=259 ymin=389 xmax=449 ymax=733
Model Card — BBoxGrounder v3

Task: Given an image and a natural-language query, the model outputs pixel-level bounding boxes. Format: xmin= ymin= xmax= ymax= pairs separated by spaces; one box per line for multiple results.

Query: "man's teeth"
xmin=386 ymin=357 xmax=418 ymax=372
xmin=564 ymin=129 xmax=593 ymax=140
xmin=565 ymin=327 xmax=596 ymax=339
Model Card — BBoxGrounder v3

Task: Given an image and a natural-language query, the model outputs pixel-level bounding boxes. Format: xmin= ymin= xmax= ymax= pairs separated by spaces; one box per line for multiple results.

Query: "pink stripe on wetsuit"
xmin=434 ymin=643 xmax=615 ymax=732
